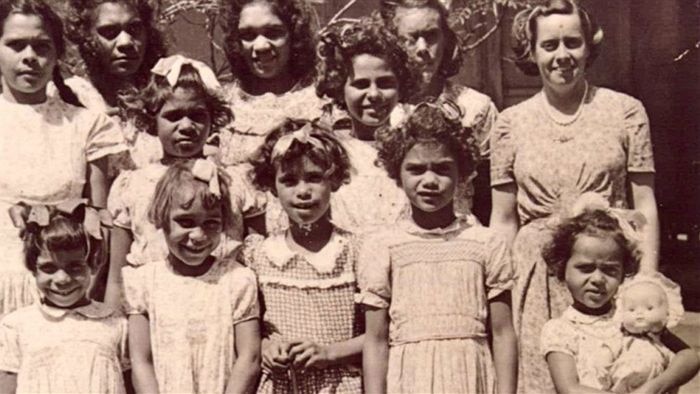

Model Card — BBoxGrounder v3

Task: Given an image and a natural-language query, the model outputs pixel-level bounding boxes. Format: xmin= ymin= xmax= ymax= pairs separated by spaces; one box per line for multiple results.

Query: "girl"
xmin=123 ymin=160 xmax=261 ymax=393
xmin=106 ymin=55 xmax=264 ymax=306
xmin=242 ymin=119 xmax=363 ymax=393
xmin=0 ymin=201 xmax=127 ymax=393
xmin=359 ymin=102 xmax=517 ymax=394
xmin=0 ymin=0 xmax=127 ymax=315
xmin=540 ymin=196 xmax=700 ymax=394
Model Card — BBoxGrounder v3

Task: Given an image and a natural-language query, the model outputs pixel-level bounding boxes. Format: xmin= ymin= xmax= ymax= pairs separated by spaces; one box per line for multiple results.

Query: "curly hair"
xmin=65 ymin=0 xmax=167 ymax=90
xmin=222 ymin=0 xmax=316 ymax=85
xmin=248 ymin=118 xmax=352 ymax=193
xmin=511 ymin=0 xmax=603 ymax=76
xmin=316 ymin=17 xmax=419 ymax=109
xmin=120 ymin=63 xmax=232 ymax=136
xmin=379 ymin=0 xmax=461 ymax=80
xmin=375 ymin=101 xmax=478 ymax=186
xmin=542 ymin=210 xmax=641 ymax=282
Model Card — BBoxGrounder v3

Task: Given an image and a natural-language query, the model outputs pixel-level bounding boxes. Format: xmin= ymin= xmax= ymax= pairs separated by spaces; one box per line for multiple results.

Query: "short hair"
xmin=379 ymin=0 xmax=461 ymax=80
xmin=222 ymin=0 xmax=316 ymax=86
xmin=120 ymin=63 xmax=233 ymax=136
xmin=511 ymin=0 xmax=603 ymax=76
xmin=542 ymin=209 xmax=641 ymax=282
xmin=248 ymin=118 xmax=352 ymax=193
xmin=316 ymin=17 xmax=419 ymax=109
xmin=375 ymin=101 xmax=478 ymax=186
xmin=148 ymin=160 xmax=237 ymax=233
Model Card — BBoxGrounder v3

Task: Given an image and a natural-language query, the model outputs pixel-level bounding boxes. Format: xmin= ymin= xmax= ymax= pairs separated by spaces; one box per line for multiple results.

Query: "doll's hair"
xmin=374 ymin=100 xmax=478 ymax=186
xmin=315 ymin=17 xmax=419 ymax=109
xmin=148 ymin=160 xmax=237 ymax=233
xmin=248 ymin=118 xmax=352 ymax=193
xmin=0 ymin=0 xmax=82 ymax=106
xmin=378 ymin=0 xmax=461 ymax=80
xmin=120 ymin=63 xmax=232 ymax=136
xmin=222 ymin=0 xmax=316 ymax=86
xmin=511 ymin=0 xmax=603 ymax=76
xmin=65 ymin=0 xmax=167 ymax=90
xmin=543 ymin=209 xmax=641 ymax=281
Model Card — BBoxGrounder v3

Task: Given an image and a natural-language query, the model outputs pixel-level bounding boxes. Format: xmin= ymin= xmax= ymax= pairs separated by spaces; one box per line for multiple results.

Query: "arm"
xmin=288 ymin=334 xmax=365 ymax=369
xmin=225 ymin=319 xmax=261 ymax=394
xmin=87 ymin=157 xmax=110 ymax=208
xmin=546 ymin=352 xmax=613 ymax=394
xmin=630 ymin=330 xmax=700 ymax=394
xmin=128 ymin=314 xmax=159 ymax=394
xmin=628 ymin=172 xmax=659 ymax=271
xmin=490 ymin=183 xmax=519 ymax=245
xmin=0 ymin=371 xmax=16 ymax=393
xmin=488 ymin=291 xmax=518 ymax=394
xmin=363 ymin=307 xmax=389 ymax=394
xmin=104 ymin=227 xmax=133 ymax=309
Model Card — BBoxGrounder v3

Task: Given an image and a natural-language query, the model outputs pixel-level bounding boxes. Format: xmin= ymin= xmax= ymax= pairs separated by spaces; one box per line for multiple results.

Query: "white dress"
xmin=0 ymin=95 xmax=127 ymax=315
xmin=0 ymin=301 xmax=128 ymax=393
xmin=122 ymin=257 xmax=259 ymax=393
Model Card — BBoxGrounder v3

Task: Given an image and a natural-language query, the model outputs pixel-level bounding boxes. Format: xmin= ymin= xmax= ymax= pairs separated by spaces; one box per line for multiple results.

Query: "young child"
xmin=359 ymin=102 xmax=517 ymax=394
xmin=0 ymin=0 xmax=127 ymax=315
xmin=0 ymin=201 xmax=127 ymax=393
xmin=123 ymin=160 xmax=261 ymax=393
xmin=242 ymin=119 xmax=363 ymax=393
xmin=541 ymin=194 xmax=700 ymax=393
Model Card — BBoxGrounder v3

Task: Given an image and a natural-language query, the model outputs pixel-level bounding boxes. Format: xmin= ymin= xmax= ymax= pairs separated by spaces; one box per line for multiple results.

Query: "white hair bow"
xmin=151 ymin=54 xmax=221 ymax=90
xmin=191 ymin=159 xmax=221 ymax=197
xmin=271 ymin=123 xmax=326 ymax=160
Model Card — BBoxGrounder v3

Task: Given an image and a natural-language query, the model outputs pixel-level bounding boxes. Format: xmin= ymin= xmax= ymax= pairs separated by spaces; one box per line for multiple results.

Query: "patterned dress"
xmin=490 ymin=86 xmax=655 ymax=393
xmin=122 ymin=257 xmax=259 ymax=393
xmin=242 ymin=228 xmax=363 ymax=394
xmin=357 ymin=216 xmax=514 ymax=393
xmin=0 ymin=301 xmax=128 ymax=393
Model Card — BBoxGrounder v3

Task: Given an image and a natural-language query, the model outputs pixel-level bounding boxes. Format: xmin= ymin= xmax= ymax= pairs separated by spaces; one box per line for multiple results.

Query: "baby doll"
xmin=611 ymin=272 xmax=684 ymax=393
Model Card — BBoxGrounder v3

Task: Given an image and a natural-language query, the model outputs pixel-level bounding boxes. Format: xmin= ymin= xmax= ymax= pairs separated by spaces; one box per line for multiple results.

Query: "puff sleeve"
xmin=0 ymin=315 xmax=20 ymax=373
xmin=623 ymin=97 xmax=655 ymax=173
xmin=490 ymin=109 xmax=516 ymax=186
xmin=83 ymin=111 xmax=128 ymax=162
xmin=355 ymin=233 xmax=392 ymax=309
xmin=107 ymin=170 xmax=133 ymax=229
xmin=540 ymin=318 xmax=577 ymax=358
xmin=485 ymin=230 xmax=515 ymax=300
xmin=121 ymin=265 xmax=148 ymax=315
xmin=229 ymin=263 xmax=260 ymax=325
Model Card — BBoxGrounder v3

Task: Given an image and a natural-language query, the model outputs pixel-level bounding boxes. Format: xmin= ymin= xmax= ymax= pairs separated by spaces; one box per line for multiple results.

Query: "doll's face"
xmin=620 ymin=282 xmax=668 ymax=334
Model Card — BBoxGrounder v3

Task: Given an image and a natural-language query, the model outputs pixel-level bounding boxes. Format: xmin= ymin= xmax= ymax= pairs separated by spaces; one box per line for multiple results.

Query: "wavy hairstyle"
xmin=511 ymin=0 xmax=603 ymax=76
xmin=375 ymin=100 xmax=478 ymax=186
xmin=222 ymin=0 xmax=316 ymax=85
xmin=316 ymin=17 xmax=419 ymax=109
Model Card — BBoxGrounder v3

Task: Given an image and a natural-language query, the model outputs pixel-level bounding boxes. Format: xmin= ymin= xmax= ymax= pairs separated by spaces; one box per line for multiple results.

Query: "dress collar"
xmin=39 ymin=300 xmax=116 ymax=320
xmin=262 ymin=228 xmax=347 ymax=274
xmin=397 ymin=214 xmax=478 ymax=236
xmin=562 ymin=305 xmax=616 ymax=325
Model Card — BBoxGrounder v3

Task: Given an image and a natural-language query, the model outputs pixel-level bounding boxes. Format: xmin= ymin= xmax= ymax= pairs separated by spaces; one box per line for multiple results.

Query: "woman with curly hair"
xmin=219 ymin=0 xmax=326 ymax=166
xmin=488 ymin=1 xmax=659 ymax=392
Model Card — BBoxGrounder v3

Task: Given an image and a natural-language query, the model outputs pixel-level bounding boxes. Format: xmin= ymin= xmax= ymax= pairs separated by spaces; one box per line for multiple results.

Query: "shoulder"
xmin=498 ymin=93 xmax=541 ymax=119
xmin=64 ymin=76 xmax=107 ymax=112
xmin=590 ymin=86 xmax=646 ymax=114
xmin=448 ymin=83 xmax=495 ymax=110
xmin=1 ymin=304 xmax=41 ymax=327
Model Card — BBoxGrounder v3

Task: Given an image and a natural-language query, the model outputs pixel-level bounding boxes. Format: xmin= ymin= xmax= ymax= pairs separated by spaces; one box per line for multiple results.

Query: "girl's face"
xmin=400 ymin=141 xmax=458 ymax=213
xmin=532 ymin=13 xmax=589 ymax=91
xmin=34 ymin=247 xmax=92 ymax=308
xmin=343 ymin=53 xmax=399 ymax=127
xmin=91 ymin=2 xmax=147 ymax=78
xmin=238 ymin=1 xmax=290 ymax=79
xmin=394 ymin=6 xmax=445 ymax=85
xmin=274 ymin=156 xmax=332 ymax=226
xmin=157 ymin=87 xmax=212 ymax=160
xmin=565 ymin=234 xmax=624 ymax=311
xmin=165 ymin=186 xmax=223 ymax=266
xmin=0 ymin=13 xmax=57 ymax=104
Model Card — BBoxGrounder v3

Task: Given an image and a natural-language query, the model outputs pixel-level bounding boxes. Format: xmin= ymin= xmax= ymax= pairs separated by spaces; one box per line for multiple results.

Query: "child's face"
xmin=343 ymin=53 xmax=399 ymax=127
xmin=238 ymin=1 xmax=290 ymax=79
xmin=400 ymin=141 xmax=458 ymax=214
xmin=0 ymin=13 xmax=57 ymax=103
xmin=91 ymin=1 xmax=147 ymax=78
xmin=157 ymin=87 xmax=212 ymax=160
xmin=274 ymin=156 xmax=332 ymax=226
xmin=34 ymin=247 xmax=92 ymax=308
xmin=565 ymin=234 xmax=624 ymax=311
xmin=620 ymin=283 xmax=668 ymax=334
xmin=165 ymin=187 xmax=223 ymax=266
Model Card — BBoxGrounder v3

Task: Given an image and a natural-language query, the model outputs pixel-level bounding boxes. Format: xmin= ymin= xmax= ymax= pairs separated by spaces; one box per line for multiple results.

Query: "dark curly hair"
xmin=316 ymin=17 xmax=419 ymax=109
xmin=379 ymin=0 xmax=461 ymax=80
xmin=222 ymin=0 xmax=316 ymax=86
xmin=120 ymin=62 xmax=233 ymax=137
xmin=65 ymin=0 xmax=167 ymax=90
xmin=248 ymin=118 xmax=352 ymax=193
xmin=542 ymin=210 xmax=641 ymax=282
xmin=375 ymin=100 xmax=478 ymax=186
xmin=511 ymin=0 xmax=603 ymax=76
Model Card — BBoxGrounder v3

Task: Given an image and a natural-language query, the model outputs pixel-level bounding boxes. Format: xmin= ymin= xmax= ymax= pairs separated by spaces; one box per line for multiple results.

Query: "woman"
xmin=489 ymin=1 xmax=659 ymax=392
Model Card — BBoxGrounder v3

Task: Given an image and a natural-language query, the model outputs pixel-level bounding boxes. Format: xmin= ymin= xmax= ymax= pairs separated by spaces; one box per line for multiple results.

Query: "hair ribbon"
xmin=271 ymin=123 xmax=327 ymax=160
xmin=24 ymin=199 xmax=111 ymax=240
xmin=191 ymin=159 xmax=221 ymax=197
xmin=151 ymin=54 xmax=221 ymax=90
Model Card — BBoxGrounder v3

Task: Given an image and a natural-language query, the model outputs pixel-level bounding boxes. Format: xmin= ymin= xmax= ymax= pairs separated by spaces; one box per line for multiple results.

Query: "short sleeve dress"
xmin=356 ymin=216 xmax=514 ymax=393
xmin=241 ymin=228 xmax=363 ymax=393
xmin=122 ymin=257 xmax=259 ymax=393
xmin=490 ymin=86 xmax=655 ymax=393
xmin=0 ymin=95 xmax=127 ymax=315
xmin=0 ymin=301 xmax=128 ymax=393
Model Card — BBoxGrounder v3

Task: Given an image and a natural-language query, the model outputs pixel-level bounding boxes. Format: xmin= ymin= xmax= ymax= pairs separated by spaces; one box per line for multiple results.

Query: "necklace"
xmin=541 ymin=81 xmax=589 ymax=127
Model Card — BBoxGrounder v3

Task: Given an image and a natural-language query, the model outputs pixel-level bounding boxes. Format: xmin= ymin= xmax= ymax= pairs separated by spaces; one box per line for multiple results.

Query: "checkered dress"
xmin=242 ymin=228 xmax=363 ymax=394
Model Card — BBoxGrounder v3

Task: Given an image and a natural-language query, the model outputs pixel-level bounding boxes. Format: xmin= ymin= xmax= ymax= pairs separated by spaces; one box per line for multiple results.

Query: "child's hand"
xmin=288 ymin=340 xmax=331 ymax=369
xmin=261 ymin=338 xmax=292 ymax=374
